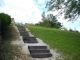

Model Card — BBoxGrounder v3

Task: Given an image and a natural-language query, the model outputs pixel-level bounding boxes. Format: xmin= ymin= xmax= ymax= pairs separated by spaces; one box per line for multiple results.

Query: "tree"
xmin=47 ymin=14 xmax=57 ymax=27
xmin=41 ymin=12 xmax=51 ymax=27
xmin=40 ymin=12 xmax=62 ymax=28
xmin=46 ymin=0 xmax=80 ymax=21
xmin=42 ymin=19 xmax=51 ymax=28
xmin=35 ymin=21 xmax=43 ymax=26
xmin=41 ymin=12 xmax=46 ymax=21
xmin=55 ymin=22 xmax=62 ymax=28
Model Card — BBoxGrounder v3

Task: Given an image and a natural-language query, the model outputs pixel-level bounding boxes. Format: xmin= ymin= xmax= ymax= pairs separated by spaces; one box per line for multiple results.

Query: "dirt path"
xmin=11 ymin=26 xmax=63 ymax=60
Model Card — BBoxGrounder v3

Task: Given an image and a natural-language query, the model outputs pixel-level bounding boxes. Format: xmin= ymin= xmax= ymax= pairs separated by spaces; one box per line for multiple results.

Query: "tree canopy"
xmin=35 ymin=12 xmax=62 ymax=28
xmin=46 ymin=0 xmax=80 ymax=21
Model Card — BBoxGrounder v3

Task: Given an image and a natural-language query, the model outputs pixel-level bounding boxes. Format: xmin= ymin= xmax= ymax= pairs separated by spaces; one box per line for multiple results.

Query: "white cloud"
xmin=0 ymin=0 xmax=43 ymax=24
xmin=0 ymin=0 xmax=80 ymax=31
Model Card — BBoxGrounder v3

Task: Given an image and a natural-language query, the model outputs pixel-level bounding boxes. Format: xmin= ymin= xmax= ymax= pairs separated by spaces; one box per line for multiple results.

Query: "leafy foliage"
xmin=36 ymin=12 xmax=62 ymax=28
xmin=46 ymin=0 xmax=80 ymax=21
xmin=42 ymin=19 xmax=51 ymax=28
xmin=0 ymin=13 xmax=11 ymax=34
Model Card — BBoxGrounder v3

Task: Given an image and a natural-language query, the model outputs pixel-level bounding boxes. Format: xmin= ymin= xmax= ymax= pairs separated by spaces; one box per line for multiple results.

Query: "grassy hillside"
xmin=26 ymin=26 xmax=80 ymax=60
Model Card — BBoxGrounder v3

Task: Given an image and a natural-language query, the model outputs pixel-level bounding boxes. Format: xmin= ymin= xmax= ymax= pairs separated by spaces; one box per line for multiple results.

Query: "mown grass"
xmin=26 ymin=26 xmax=80 ymax=60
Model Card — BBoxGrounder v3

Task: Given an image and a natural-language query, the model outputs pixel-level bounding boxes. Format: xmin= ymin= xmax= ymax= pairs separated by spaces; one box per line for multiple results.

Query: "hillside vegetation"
xmin=0 ymin=23 xmax=22 ymax=60
xmin=26 ymin=26 xmax=80 ymax=60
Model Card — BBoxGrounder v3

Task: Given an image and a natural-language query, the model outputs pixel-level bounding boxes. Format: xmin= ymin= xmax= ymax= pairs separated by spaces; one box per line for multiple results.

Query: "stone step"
xmin=17 ymin=25 xmax=24 ymax=28
xmin=23 ymin=36 xmax=38 ymax=43
xmin=17 ymin=26 xmax=25 ymax=29
xmin=29 ymin=49 xmax=50 ymax=53
xmin=17 ymin=26 xmax=25 ymax=30
xmin=19 ymin=31 xmax=29 ymax=36
xmin=18 ymin=27 xmax=24 ymax=29
xmin=19 ymin=31 xmax=28 ymax=33
xmin=17 ymin=26 xmax=25 ymax=28
xmin=18 ymin=28 xmax=26 ymax=31
xmin=19 ymin=30 xmax=27 ymax=32
xmin=31 ymin=53 xmax=52 ymax=58
xmin=18 ymin=29 xmax=26 ymax=31
xmin=28 ymin=46 xmax=47 ymax=50
xmin=23 ymin=36 xmax=36 ymax=40
xmin=23 ymin=40 xmax=38 ymax=43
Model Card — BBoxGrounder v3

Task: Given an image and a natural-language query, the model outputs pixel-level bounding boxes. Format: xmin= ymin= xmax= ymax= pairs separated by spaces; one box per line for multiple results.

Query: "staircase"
xmin=22 ymin=36 xmax=38 ymax=43
xmin=17 ymin=25 xmax=52 ymax=58
xmin=28 ymin=46 xmax=52 ymax=58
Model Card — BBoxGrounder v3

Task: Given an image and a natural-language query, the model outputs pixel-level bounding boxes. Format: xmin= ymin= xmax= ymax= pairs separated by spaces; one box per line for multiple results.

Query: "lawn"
xmin=26 ymin=26 xmax=80 ymax=60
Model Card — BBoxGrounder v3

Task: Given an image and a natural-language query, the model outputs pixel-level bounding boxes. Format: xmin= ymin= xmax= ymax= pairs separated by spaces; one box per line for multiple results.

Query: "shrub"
xmin=0 ymin=13 xmax=11 ymax=34
xmin=69 ymin=28 xmax=74 ymax=32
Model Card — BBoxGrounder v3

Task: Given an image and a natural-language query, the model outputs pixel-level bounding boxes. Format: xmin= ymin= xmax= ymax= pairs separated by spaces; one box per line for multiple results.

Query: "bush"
xmin=69 ymin=28 xmax=74 ymax=32
xmin=0 ymin=13 xmax=11 ymax=34
xmin=42 ymin=20 xmax=51 ymax=28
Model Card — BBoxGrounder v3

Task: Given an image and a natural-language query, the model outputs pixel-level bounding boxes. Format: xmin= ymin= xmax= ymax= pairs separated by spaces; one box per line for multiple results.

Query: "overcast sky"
xmin=0 ymin=0 xmax=80 ymax=31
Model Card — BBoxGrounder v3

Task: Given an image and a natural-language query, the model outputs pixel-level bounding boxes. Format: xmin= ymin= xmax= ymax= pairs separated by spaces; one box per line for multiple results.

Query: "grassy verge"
xmin=26 ymin=26 xmax=80 ymax=60
xmin=0 ymin=25 xmax=19 ymax=60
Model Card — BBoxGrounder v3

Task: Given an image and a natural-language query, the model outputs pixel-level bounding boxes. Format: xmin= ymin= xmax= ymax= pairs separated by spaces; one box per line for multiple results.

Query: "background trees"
xmin=35 ymin=12 xmax=62 ymax=28
xmin=46 ymin=0 xmax=80 ymax=21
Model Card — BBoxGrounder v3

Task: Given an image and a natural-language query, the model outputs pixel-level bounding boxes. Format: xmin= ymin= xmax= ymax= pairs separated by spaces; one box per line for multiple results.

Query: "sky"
xmin=0 ymin=0 xmax=48 ymax=23
xmin=0 ymin=0 xmax=80 ymax=31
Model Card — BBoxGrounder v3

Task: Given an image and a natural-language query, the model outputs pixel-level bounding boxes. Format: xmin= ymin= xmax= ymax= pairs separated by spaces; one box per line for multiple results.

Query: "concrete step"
xmin=19 ymin=31 xmax=29 ymax=36
xmin=31 ymin=53 xmax=52 ymax=58
xmin=29 ymin=49 xmax=50 ymax=53
xmin=28 ymin=46 xmax=47 ymax=50
xmin=23 ymin=36 xmax=38 ymax=43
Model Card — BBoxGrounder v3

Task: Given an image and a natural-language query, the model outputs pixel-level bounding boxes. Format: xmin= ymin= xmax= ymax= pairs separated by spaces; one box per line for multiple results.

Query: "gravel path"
xmin=11 ymin=26 xmax=63 ymax=60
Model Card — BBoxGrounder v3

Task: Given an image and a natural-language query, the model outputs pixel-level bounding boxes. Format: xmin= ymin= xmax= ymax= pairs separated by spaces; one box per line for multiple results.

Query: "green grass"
xmin=26 ymin=26 xmax=80 ymax=60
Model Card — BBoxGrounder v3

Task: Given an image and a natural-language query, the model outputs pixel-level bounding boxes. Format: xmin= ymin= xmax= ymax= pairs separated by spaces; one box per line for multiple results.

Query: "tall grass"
xmin=26 ymin=26 xmax=80 ymax=60
xmin=0 ymin=25 xmax=19 ymax=60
